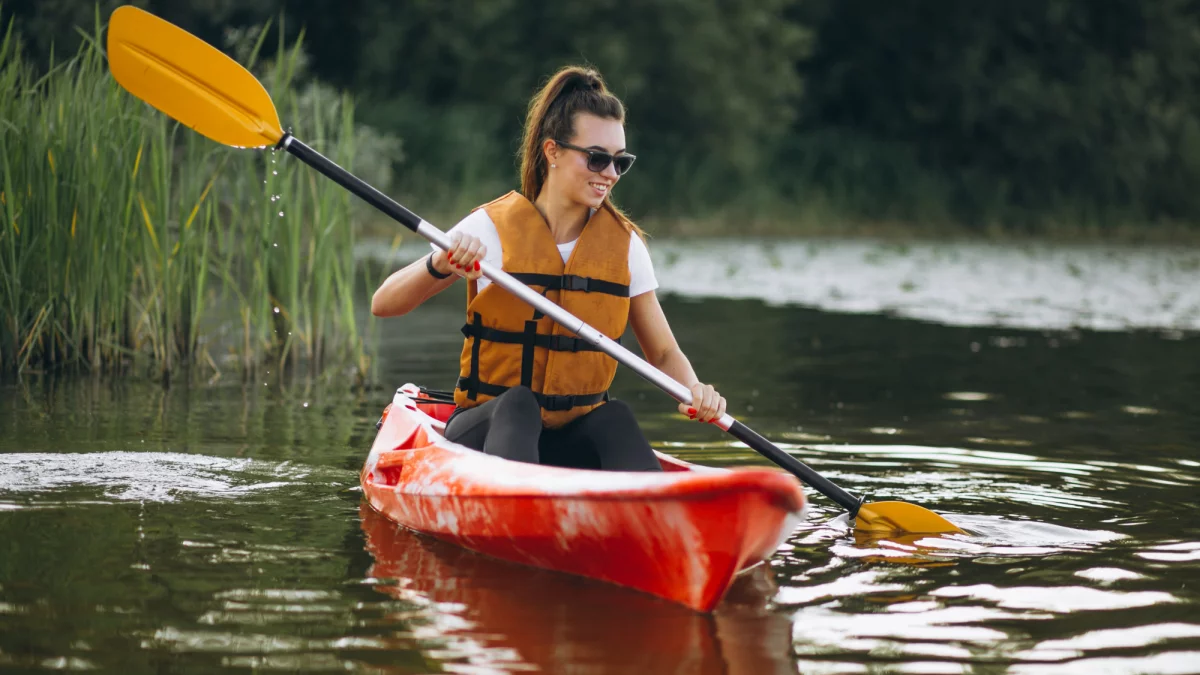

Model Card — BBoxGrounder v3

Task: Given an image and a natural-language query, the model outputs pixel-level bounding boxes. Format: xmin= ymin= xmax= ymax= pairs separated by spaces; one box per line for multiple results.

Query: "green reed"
xmin=0 ymin=12 xmax=371 ymax=380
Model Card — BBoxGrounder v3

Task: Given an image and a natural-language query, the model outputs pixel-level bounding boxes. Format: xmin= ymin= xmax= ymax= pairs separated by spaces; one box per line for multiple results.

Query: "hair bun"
xmin=564 ymin=69 xmax=603 ymax=94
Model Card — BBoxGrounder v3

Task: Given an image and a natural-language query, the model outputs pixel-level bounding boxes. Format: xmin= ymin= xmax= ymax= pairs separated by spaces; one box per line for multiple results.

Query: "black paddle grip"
xmin=280 ymin=134 xmax=423 ymax=234
xmin=728 ymin=419 xmax=864 ymax=515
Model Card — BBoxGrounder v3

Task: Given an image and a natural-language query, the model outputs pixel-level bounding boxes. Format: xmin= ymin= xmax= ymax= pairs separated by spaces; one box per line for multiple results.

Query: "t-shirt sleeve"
xmin=429 ymin=209 xmax=503 ymax=270
xmin=627 ymin=235 xmax=659 ymax=297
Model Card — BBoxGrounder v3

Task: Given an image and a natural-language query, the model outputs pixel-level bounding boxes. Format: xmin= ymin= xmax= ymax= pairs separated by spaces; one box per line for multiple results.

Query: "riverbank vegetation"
xmin=0 ymin=13 xmax=396 ymax=378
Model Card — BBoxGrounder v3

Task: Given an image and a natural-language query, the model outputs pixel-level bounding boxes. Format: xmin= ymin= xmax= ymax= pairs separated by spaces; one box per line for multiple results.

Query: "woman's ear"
xmin=541 ymin=138 xmax=558 ymax=166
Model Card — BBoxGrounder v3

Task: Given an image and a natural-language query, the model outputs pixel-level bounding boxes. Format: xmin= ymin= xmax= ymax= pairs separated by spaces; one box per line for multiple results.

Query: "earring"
xmin=550 ymin=163 xmax=557 ymax=168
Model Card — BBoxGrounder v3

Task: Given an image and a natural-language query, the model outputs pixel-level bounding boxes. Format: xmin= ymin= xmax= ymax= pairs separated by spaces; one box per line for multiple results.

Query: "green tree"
xmin=795 ymin=0 xmax=1200 ymax=227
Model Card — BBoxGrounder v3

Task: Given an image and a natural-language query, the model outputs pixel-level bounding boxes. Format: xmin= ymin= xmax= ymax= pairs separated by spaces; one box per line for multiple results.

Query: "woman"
xmin=371 ymin=66 xmax=726 ymax=472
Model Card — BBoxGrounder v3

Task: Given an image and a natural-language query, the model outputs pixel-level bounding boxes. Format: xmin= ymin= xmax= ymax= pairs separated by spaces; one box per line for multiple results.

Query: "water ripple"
xmin=929 ymin=584 xmax=1176 ymax=612
xmin=0 ymin=452 xmax=317 ymax=505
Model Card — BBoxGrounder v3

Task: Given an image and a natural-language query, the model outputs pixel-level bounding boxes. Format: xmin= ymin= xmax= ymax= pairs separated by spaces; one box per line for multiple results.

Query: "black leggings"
xmin=444 ymin=386 xmax=663 ymax=472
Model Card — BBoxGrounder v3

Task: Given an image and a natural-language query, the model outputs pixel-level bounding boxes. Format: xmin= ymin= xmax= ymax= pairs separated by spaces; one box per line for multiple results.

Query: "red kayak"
xmin=360 ymin=384 xmax=807 ymax=612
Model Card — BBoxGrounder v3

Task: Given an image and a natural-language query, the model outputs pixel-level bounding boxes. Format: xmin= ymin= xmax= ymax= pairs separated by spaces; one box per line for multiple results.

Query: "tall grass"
xmin=0 ymin=11 xmax=384 ymax=381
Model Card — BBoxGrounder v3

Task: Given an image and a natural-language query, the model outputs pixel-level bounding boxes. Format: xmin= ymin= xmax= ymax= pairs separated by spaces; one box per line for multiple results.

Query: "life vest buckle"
xmin=547 ymin=335 xmax=583 ymax=352
xmin=563 ymin=275 xmax=594 ymax=292
xmin=541 ymin=394 xmax=577 ymax=411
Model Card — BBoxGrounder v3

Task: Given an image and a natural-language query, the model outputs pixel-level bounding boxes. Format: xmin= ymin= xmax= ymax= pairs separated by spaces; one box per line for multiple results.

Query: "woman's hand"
xmin=433 ymin=231 xmax=486 ymax=281
xmin=679 ymin=382 xmax=726 ymax=423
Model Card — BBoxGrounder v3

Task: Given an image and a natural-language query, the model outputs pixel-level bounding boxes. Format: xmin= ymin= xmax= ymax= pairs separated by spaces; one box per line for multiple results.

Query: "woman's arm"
xmin=628 ymin=291 xmax=727 ymax=422
xmin=371 ymin=233 xmax=485 ymax=317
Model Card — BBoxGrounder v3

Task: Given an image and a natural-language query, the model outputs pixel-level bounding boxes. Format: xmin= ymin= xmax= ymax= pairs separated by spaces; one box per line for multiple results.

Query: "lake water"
xmin=2 ymin=238 xmax=1199 ymax=673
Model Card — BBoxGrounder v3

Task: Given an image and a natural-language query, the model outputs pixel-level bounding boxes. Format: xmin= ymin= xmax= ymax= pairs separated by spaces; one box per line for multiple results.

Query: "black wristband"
xmin=425 ymin=253 xmax=452 ymax=279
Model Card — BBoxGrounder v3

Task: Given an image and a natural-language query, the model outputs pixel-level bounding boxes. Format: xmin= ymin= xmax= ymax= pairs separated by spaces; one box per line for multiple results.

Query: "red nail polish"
xmin=474 ymin=261 xmax=481 ymax=271
xmin=687 ymin=407 xmax=696 ymax=415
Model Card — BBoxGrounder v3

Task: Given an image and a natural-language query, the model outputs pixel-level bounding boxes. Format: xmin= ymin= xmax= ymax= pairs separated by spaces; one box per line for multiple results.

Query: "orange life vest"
xmin=454 ymin=191 xmax=633 ymax=428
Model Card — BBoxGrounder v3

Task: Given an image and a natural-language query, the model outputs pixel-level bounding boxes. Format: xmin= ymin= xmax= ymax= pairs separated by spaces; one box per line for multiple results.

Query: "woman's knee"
xmin=585 ymin=401 xmax=662 ymax=472
xmin=592 ymin=399 xmax=637 ymax=424
xmin=495 ymin=385 xmax=540 ymax=420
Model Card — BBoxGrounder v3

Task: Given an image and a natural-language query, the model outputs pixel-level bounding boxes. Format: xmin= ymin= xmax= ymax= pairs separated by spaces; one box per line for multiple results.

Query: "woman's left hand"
xmin=679 ymin=382 xmax=726 ymax=423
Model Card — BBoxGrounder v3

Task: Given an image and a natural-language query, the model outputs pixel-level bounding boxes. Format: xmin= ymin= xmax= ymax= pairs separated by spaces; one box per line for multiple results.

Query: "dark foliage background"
xmin=11 ymin=0 xmax=1200 ymax=232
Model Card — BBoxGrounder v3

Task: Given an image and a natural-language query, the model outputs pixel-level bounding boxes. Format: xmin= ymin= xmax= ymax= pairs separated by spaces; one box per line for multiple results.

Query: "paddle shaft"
xmin=279 ymin=133 xmax=865 ymax=515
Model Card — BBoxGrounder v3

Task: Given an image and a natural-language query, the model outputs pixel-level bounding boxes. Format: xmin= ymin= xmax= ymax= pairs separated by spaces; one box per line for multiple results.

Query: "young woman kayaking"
xmin=371 ymin=65 xmax=726 ymax=472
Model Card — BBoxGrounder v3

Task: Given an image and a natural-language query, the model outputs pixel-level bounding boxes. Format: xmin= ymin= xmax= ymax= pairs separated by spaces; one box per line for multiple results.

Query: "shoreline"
xmin=356 ymin=234 xmax=1200 ymax=335
xmin=358 ymin=210 xmax=1200 ymax=247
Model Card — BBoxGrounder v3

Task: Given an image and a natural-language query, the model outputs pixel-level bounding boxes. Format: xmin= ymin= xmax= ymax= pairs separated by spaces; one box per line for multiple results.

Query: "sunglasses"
xmin=555 ymin=140 xmax=637 ymax=175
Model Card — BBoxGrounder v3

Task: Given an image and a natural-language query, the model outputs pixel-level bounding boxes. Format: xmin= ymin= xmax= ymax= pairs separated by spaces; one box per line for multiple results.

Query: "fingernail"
xmin=474 ymin=261 xmax=480 ymax=271
xmin=687 ymin=407 xmax=696 ymax=415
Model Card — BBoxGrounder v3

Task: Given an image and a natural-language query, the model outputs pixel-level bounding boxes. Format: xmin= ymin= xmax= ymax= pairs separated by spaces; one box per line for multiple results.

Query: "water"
xmin=3 ymin=242 xmax=1200 ymax=673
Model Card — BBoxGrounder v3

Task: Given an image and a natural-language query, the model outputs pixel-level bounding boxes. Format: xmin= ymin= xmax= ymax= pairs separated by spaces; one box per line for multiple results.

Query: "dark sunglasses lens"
xmin=613 ymin=154 xmax=635 ymax=175
xmin=586 ymin=151 xmax=614 ymax=173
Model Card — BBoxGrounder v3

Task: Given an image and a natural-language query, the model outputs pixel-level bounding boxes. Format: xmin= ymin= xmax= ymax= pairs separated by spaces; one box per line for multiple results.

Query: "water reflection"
xmin=359 ymin=504 xmax=798 ymax=674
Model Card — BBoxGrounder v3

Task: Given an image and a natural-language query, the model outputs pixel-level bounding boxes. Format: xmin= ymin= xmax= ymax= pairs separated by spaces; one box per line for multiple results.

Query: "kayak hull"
xmin=361 ymin=385 xmax=806 ymax=612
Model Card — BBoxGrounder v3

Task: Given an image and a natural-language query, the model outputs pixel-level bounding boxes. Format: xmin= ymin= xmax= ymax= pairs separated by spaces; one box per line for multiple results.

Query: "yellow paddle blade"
xmin=851 ymin=530 xmax=960 ymax=566
xmin=855 ymin=501 xmax=964 ymax=535
xmin=106 ymin=5 xmax=283 ymax=149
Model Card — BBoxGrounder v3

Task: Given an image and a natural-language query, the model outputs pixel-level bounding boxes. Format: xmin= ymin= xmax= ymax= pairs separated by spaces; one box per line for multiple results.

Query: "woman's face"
xmin=547 ymin=113 xmax=628 ymax=210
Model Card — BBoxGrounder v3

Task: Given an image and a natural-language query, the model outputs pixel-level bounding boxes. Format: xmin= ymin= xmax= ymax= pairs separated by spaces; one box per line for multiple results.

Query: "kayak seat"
xmin=416 ymin=401 xmax=455 ymax=423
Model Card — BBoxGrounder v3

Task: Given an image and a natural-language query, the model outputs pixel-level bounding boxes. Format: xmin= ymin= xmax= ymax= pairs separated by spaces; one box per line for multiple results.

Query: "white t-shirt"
xmin=432 ymin=208 xmax=659 ymax=297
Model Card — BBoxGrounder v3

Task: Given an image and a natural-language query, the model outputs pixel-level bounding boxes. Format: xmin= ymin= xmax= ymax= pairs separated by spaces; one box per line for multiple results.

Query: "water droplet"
xmin=302 ymin=402 xmax=309 ymax=408
xmin=273 ymin=307 xmax=280 ymax=314
xmin=278 ymin=211 xmax=284 ymax=217
xmin=272 ymin=170 xmax=278 ymax=175
xmin=273 ymin=242 xmax=279 ymax=248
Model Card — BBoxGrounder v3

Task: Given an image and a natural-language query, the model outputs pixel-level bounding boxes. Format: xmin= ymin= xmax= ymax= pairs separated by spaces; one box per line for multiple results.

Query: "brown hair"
xmin=519 ymin=66 xmax=644 ymax=238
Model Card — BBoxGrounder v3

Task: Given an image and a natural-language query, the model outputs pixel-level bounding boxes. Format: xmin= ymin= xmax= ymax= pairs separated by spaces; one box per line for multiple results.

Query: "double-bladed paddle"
xmin=106 ymin=5 xmax=962 ymax=535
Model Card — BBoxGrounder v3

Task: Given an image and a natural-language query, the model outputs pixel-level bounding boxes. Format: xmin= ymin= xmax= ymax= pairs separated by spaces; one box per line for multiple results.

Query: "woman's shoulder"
xmin=452 ymin=205 xmax=498 ymax=235
xmin=628 ymin=231 xmax=654 ymax=266
xmin=473 ymin=190 xmax=523 ymax=211
xmin=598 ymin=201 xmax=648 ymax=244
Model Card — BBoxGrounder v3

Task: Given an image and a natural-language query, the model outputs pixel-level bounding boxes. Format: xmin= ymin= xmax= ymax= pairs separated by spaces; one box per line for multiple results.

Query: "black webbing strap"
xmin=459 ymin=322 xmax=602 ymax=353
xmin=455 ymin=378 xmax=608 ymax=412
xmin=520 ymin=320 xmax=537 ymax=387
xmin=508 ymin=273 xmax=629 ymax=297
xmin=416 ymin=386 xmax=456 ymax=404
xmin=464 ymin=312 xmax=483 ymax=400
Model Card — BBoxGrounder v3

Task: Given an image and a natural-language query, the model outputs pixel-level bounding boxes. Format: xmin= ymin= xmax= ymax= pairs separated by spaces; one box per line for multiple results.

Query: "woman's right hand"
xmin=434 ymin=232 xmax=486 ymax=281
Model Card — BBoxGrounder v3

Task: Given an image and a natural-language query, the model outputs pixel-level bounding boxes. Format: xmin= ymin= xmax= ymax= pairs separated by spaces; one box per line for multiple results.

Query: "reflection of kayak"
xmin=360 ymin=384 xmax=807 ymax=612
xmin=360 ymin=503 xmax=800 ymax=674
